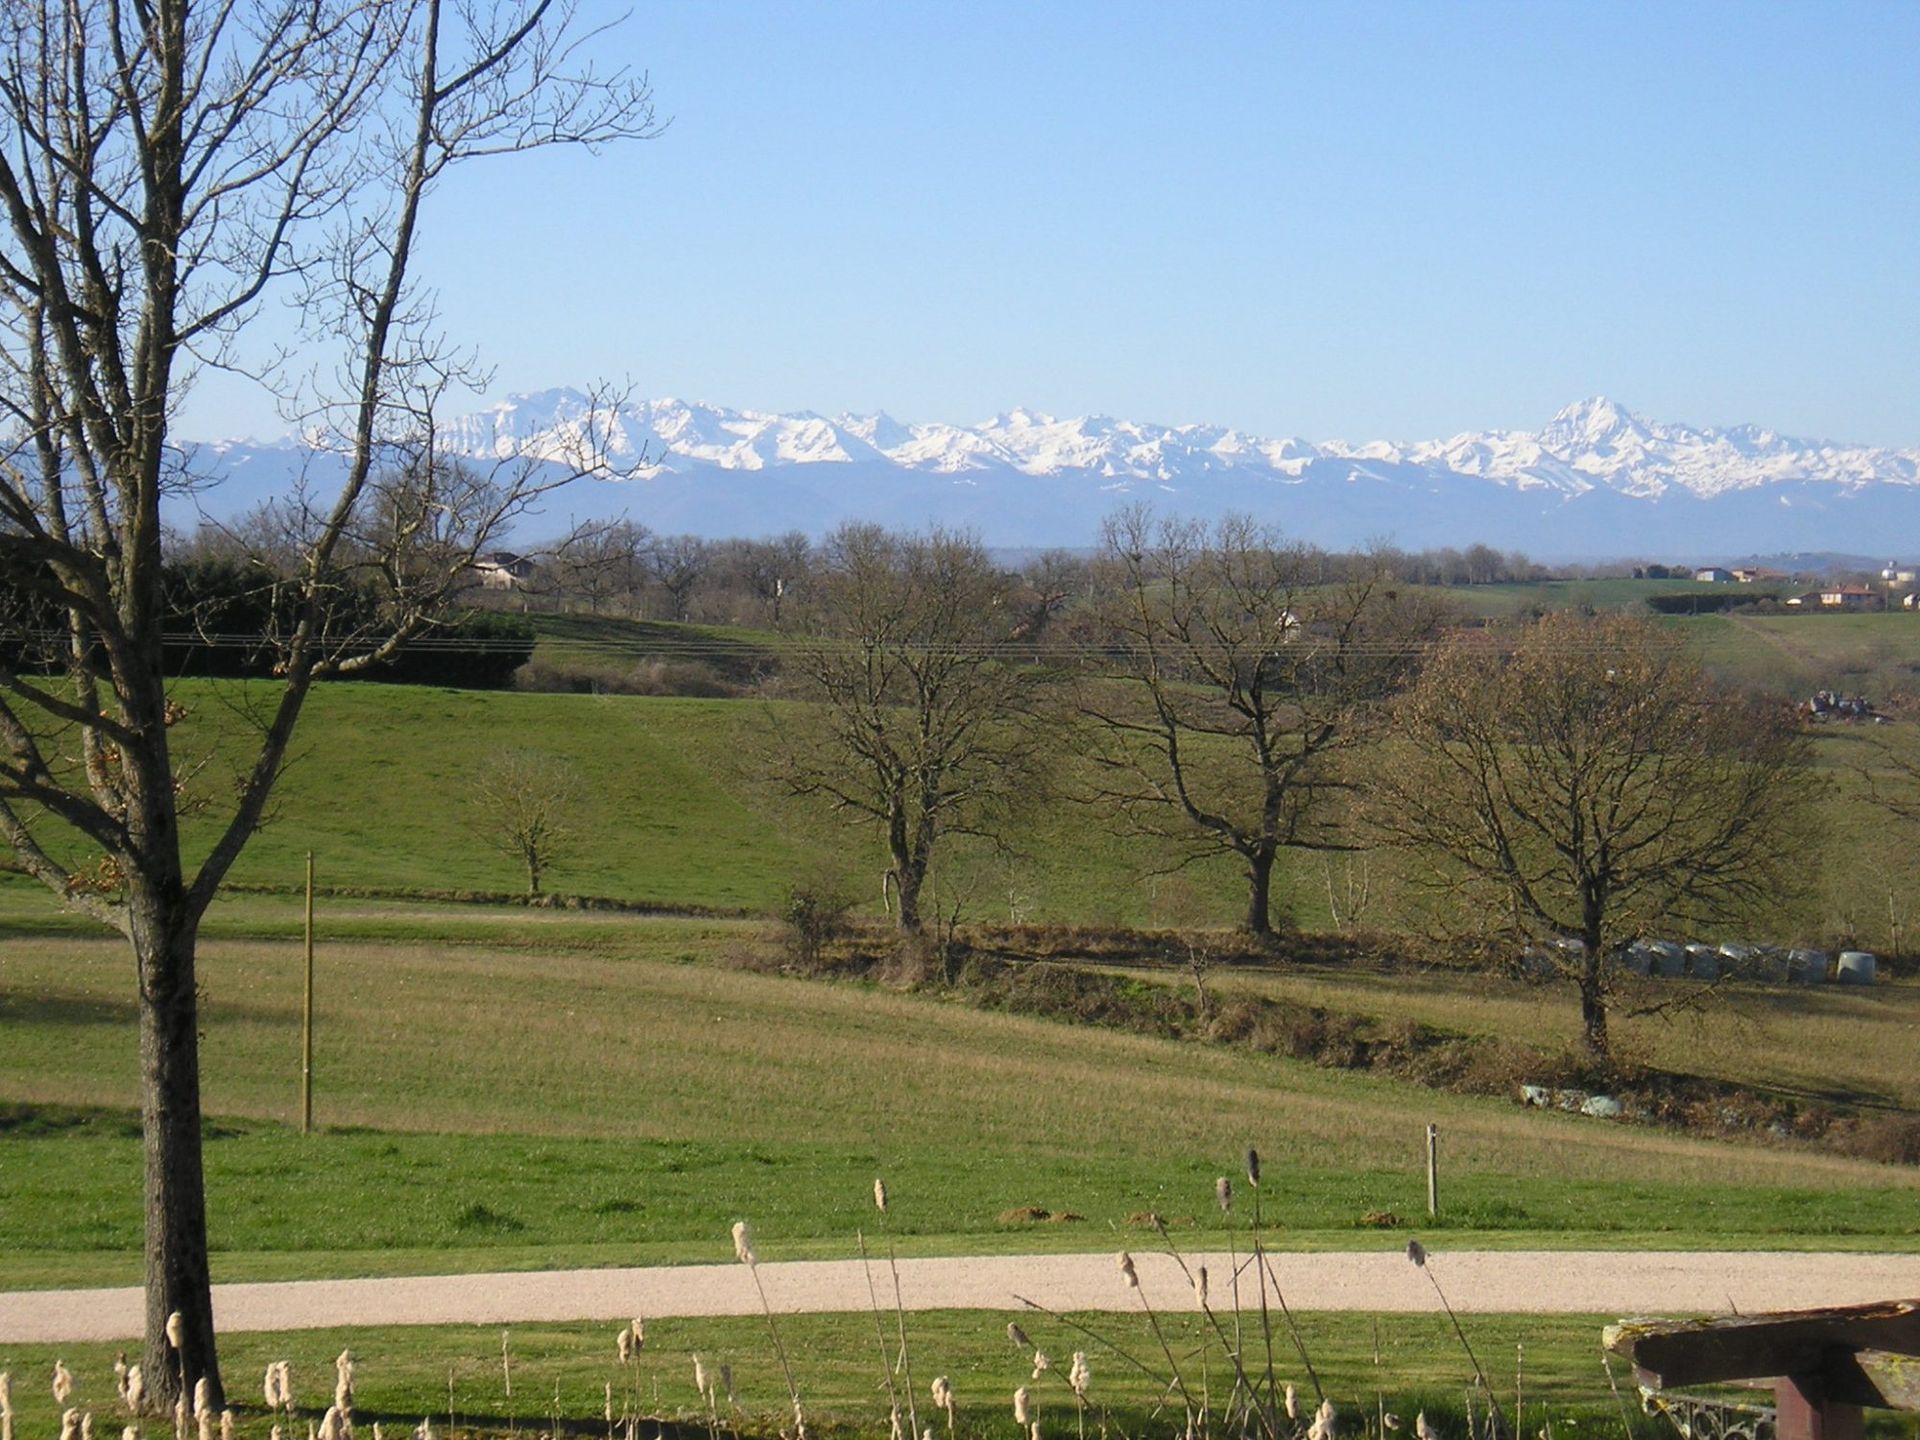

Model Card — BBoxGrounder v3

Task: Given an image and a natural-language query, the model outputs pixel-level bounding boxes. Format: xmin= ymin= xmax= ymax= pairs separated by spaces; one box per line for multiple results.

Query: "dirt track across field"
xmin=6 ymin=1250 xmax=1920 ymax=1342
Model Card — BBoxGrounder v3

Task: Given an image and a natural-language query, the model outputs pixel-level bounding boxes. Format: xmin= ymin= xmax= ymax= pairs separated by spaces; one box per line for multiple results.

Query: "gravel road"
xmin=6 ymin=1251 xmax=1919 ymax=1342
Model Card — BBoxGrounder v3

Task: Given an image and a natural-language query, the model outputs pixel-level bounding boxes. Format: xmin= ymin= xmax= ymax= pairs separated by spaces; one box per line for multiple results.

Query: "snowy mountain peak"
xmin=192 ymin=391 xmax=1920 ymax=556
xmin=1540 ymin=395 xmax=1654 ymax=447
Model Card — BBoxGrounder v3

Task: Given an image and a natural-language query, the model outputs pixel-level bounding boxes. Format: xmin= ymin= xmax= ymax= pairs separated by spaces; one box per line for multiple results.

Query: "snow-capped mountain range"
xmin=186 ymin=394 xmax=1920 ymax=557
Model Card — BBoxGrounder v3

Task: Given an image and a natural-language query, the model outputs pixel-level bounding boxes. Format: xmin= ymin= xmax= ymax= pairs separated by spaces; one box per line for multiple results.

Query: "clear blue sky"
xmin=188 ymin=0 xmax=1920 ymax=449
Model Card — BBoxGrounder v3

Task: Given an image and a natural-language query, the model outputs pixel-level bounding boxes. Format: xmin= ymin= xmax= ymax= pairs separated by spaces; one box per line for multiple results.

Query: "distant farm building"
xmin=1694 ymin=566 xmax=1733 ymax=583
xmin=1818 ymin=584 xmax=1877 ymax=609
xmin=472 ymin=551 xmax=539 ymax=590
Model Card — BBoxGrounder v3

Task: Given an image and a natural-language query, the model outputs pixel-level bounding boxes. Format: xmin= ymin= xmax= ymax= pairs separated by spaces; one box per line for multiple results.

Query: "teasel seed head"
xmin=165 ymin=1315 xmax=185 ymax=1352
xmin=1007 ymin=1322 xmax=1032 ymax=1351
xmin=1245 ymin=1148 xmax=1261 ymax=1187
xmin=1067 ymin=1353 xmax=1089 ymax=1399
xmin=1116 ymin=1251 xmax=1138 ymax=1289
xmin=53 ymin=1362 xmax=74 ymax=1406
xmin=1215 ymin=1176 xmax=1232 ymax=1213
xmin=1013 ymin=1389 xmax=1030 ymax=1425
xmin=873 ymin=1178 xmax=888 ymax=1213
xmin=1405 ymin=1239 xmax=1427 ymax=1268
xmin=730 ymin=1220 xmax=757 ymax=1267
xmin=1193 ymin=1265 xmax=1208 ymax=1307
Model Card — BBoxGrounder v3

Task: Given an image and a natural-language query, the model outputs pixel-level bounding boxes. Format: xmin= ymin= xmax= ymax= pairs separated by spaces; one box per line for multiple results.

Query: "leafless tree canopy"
xmin=771 ymin=524 xmax=1047 ymax=936
xmin=0 ymin=0 xmax=656 ymax=1404
xmin=1079 ymin=509 xmax=1447 ymax=935
xmin=472 ymin=749 xmax=577 ymax=894
xmin=1369 ymin=610 xmax=1819 ymax=1059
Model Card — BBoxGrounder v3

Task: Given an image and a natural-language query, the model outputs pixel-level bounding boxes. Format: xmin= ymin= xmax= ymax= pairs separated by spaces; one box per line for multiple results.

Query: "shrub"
xmin=782 ymin=874 xmax=854 ymax=972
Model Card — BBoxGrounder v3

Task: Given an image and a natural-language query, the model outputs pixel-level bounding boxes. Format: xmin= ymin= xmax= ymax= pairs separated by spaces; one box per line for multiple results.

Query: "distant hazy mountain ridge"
xmin=188 ymin=394 xmax=1920 ymax=556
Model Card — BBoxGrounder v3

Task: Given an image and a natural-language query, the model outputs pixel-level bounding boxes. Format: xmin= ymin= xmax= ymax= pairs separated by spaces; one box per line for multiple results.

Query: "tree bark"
xmin=892 ymin=854 xmax=925 ymax=935
xmin=1578 ymin=932 xmax=1610 ymax=1062
xmin=134 ymin=888 xmax=222 ymax=1410
xmin=1244 ymin=846 xmax=1276 ymax=936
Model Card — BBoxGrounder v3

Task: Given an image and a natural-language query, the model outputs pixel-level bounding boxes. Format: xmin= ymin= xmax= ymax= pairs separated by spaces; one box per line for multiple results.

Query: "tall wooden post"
xmin=1426 ymin=1123 xmax=1439 ymax=1217
xmin=301 ymin=851 xmax=315 ymax=1135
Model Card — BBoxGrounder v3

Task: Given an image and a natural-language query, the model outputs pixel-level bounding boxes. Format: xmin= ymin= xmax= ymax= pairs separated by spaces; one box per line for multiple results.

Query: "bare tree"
xmin=473 ymin=750 xmax=578 ymax=894
xmin=552 ymin=517 xmax=650 ymax=613
xmin=642 ymin=532 xmax=710 ymax=620
xmin=0 ymin=1 xmax=656 ymax=1405
xmin=771 ymin=524 xmax=1047 ymax=937
xmin=1369 ymin=611 xmax=1818 ymax=1060
xmin=732 ymin=531 xmax=810 ymax=624
xmin=1079 ymin=510 xmax=1444 ymax=935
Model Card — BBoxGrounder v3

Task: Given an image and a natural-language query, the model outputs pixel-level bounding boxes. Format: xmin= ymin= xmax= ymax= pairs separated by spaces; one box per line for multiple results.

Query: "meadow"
xmin=0 ymin=1309 xmax=1684 ymax=1440
xmin=3 ymin=897 xmax=1917 ymax=1296
xmin=6 ymin=613 xmax=1920 ymax=1438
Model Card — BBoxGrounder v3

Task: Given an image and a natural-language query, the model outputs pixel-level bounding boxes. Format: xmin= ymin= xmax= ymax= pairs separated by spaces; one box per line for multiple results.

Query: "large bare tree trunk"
xmin=1244 ymin=844 xmax=1277 ymax=936
xmin=1579 ymin=971 xmax=1610 ymax=1062
xmin=1580 ymin=914 xmax=1610 ymax=1063
xmin=134 ymin=890 xmax=221 ymax=1408
xmin=891 ymin=852 xmax=926 ymax=935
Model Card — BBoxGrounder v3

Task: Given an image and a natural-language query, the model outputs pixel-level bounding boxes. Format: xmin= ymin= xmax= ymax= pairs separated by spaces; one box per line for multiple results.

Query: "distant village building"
xmin=1817 ymin=584 xmax=1877 ymax=609
xmin=472 ymin=551 xmax=538 ymax=590
xmin=1694 ymin=566 xmax=1733 ymax=583
xmin=1732 ymin=566 xmax=1786 ymax=583
xmin=1882 ymin=562 xmax=1917 ymax=587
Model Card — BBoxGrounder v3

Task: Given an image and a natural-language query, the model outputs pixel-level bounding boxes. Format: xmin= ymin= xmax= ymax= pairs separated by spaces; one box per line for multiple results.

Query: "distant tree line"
xmin=508 ymin=523 xmax=1552 ymax=627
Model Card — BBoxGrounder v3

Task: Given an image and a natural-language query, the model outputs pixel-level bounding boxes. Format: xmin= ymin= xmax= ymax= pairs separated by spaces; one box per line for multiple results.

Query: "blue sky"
xmin=190 ymin=0 xmax=1920 ymax=448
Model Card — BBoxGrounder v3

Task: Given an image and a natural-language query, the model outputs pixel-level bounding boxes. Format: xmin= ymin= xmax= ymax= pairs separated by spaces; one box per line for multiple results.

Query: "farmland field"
xmin=5 ymin=626 xmax=1920 ymax=1433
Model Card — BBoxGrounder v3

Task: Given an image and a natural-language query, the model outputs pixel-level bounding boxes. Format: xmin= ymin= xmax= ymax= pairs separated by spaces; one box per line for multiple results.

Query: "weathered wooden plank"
xmin=1603 ymin=1300 xmax=1920 ymax=1391
xmin=1855 ymin=1350 xmax=1920 ymax=1411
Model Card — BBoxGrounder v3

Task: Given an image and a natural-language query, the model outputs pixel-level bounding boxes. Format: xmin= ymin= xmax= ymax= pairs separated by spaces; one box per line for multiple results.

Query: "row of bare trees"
xmin=770 ymin=513 xmax=1817 ymax=1063
xmin=509 ymin=522 xmax=1549 ymax=629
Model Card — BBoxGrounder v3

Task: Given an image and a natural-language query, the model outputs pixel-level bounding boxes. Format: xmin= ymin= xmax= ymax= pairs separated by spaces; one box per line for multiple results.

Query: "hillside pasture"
xmin=2 ymin=906 xmax=1916 ymax=1293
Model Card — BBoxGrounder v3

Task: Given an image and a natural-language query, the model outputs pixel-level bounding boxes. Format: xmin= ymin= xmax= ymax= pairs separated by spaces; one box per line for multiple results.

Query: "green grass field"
xmin=21 ymin=668 xmax=1914 ymax=946
xmin=3 ymin=901 xmax=1916 ymax=1294
xmin=0 ymin=1309 xmax=1696 ymax=1440
xmin=7 ymin=618 xmax=1920 ymax=1436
